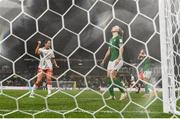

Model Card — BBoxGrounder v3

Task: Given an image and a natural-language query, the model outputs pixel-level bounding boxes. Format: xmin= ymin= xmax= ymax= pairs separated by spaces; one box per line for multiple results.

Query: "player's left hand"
xmin=115 ymin=58 xmax=121 ymax=65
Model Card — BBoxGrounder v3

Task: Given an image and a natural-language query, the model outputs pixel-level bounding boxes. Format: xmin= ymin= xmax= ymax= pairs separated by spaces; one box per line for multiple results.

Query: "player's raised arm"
xmin=101 ymin=47 xmax=110 ymax=66
xmin=35 ymin=41 xmax=41 ymax=55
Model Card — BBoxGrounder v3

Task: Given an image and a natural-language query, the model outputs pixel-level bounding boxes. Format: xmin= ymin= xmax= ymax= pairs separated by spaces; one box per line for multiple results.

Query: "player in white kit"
xmin=30 ymin=40 xmax=59 ymax=97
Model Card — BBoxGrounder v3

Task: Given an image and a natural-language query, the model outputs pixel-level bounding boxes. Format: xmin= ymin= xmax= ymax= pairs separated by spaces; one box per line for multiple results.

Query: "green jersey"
xmin=109 ymin=35 xmax=123 ymax=61
xmin=143 ymin=58 xmax=151 ymax=71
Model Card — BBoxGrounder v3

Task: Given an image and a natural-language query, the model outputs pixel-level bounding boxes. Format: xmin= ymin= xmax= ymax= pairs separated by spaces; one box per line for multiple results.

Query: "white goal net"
xmin=0 ymin=0 xmax=179 ymax=118
xmin=159 ymin=0 xmax=180 ymax=115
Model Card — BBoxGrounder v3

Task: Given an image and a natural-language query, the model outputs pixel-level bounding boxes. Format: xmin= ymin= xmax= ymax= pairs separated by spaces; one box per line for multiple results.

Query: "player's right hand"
xmin=38 ymin=41 xmax=41 ymax=44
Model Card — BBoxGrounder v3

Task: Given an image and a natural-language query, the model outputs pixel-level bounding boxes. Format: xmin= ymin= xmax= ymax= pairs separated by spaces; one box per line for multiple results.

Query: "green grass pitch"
xmin=0 ymin=89 xmax=179 ymax=118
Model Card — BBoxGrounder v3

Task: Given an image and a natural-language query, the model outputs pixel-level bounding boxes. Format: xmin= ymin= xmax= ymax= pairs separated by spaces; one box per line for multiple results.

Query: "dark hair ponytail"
xmin=43 ymin=39 xmax=51 ymax=45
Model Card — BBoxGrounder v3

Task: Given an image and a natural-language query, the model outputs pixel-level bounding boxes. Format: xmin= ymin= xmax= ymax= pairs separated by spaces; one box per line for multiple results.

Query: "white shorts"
xmin=144 ymin=71 xmax=152 ymax=79
xmin=107 ymin=60 xmax=123 ymax=71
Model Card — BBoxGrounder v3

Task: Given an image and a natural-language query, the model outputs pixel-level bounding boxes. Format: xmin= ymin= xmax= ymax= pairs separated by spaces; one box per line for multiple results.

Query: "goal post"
xmin=159 ymin=0 xmax=180 ymax=115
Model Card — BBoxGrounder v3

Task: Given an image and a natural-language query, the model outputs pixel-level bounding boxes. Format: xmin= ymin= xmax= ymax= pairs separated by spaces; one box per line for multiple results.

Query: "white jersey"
xmin=38 ymin=47 xmax=55 ymax=70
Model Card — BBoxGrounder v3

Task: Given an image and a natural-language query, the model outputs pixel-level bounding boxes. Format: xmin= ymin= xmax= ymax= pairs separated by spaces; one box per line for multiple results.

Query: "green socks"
xmin=107 ymin=77 xmax=125 ymax=97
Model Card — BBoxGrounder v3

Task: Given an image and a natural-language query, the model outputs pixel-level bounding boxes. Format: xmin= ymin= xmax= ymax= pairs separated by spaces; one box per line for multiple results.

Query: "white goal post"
xmin=159 ymin=0 xmax=180 ymax=115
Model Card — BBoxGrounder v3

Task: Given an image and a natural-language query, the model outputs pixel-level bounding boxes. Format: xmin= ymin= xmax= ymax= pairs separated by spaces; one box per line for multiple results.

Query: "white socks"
xmin=31 ymin=84 xmax=37 ymax=94
xmin=47 ymin=85 xmax=52 ymax=95
xmin=30 ymin=84 xmax=52 ymax=96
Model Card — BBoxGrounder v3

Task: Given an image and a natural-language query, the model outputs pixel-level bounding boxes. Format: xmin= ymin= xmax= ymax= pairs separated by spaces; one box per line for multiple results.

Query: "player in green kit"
xmin=138 ymin=49 xmax=153 ymax=95
xmin=101 ymin=26 xmax=127 ymax=100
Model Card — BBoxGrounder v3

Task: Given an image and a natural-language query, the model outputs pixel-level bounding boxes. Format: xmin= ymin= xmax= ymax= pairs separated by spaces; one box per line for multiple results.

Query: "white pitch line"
xmin=0 ymin=109 xmax=166 ymax=114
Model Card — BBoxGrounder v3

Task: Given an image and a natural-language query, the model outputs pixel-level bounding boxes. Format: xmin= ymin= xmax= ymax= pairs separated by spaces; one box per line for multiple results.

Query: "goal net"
xmin=159 ymin=0 xmax=180 ymax=115
xmin=0 ymin=0 xmax=179 ymax=118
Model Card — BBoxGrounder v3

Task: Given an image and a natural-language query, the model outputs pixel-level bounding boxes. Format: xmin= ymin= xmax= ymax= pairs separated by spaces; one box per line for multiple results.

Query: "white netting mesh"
xmin=0 ymin=0 xmax=179 ymax=118
xmin=158 ymin=0 xmax=180 ymax=115
xmin=164 ymin=0 xmax=180 ymax=113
